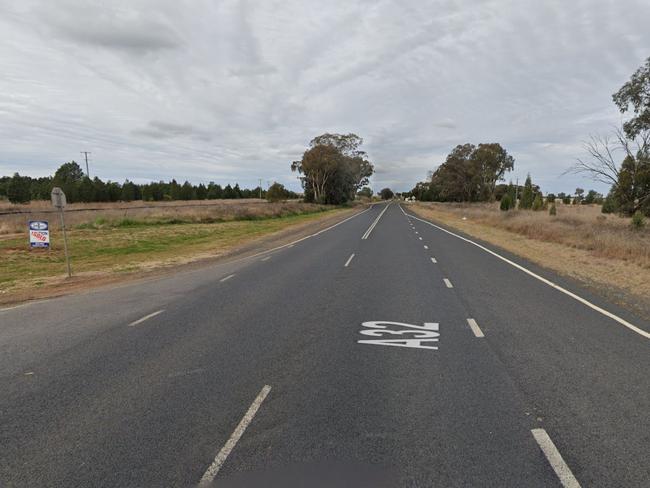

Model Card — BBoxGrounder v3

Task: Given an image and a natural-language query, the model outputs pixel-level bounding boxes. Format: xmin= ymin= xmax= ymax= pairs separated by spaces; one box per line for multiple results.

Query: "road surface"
xmin=1 ymin=202 xmax=648 ymax=487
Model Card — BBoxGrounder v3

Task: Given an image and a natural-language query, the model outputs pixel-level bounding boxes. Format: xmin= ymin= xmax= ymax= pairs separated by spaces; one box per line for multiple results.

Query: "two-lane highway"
xmin=0 ymin=202 xmax=648 ymax=487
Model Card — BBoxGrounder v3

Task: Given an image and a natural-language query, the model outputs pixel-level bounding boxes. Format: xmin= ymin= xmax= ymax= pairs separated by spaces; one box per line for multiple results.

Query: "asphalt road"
xmin=1 ymin=202 xmax=648 ymax=487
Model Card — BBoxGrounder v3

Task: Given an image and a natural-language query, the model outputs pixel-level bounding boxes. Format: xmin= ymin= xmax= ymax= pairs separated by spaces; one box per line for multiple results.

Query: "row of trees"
xmin=1 ymin=161 xmax=298 ymax=204
xmin=568 ymin=57 xmax=650 ymax=217
xmin=406 ymin=143 xmax=514 ymax=202
xmin=292 ymin=133 xmax=374 ymax=204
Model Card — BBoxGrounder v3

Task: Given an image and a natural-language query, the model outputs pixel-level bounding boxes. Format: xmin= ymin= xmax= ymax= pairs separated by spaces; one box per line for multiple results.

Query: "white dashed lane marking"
xmin=466 ymin=318 xmax=485 ymax=338
xmin=531 ymin=429 xmax=581 ymax=488
xmin=199 ymin=385 xmax=272 ymax=486
xmin=128 ymin=309 xmax=165 ymax=327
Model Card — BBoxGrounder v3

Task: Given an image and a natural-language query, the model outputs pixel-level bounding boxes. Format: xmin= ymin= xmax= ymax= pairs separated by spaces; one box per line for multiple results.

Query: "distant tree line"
xmin=292 ymin=133 xmax=374 ymax=204
xmin=1 ymin=161 xmax=298 ymax=204
xmin=405 ymin=141 xmax=605 ymax=213
xmin=405 ymin=142 xmax=515 ymax=202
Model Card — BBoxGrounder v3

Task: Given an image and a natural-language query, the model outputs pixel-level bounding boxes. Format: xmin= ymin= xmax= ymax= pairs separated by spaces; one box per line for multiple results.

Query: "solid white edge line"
xmin=362 ymin=203 xmax=390 ymax=239
xmin=431 ymin=257 xmax=437 ymax=263
xmin=199 ymin=385 xmax=272 ymax=486
xmin=466 ymin=318 xmax=485 ymax=338
xmin=344 ymin=253 xmax=355 ymax=267
xmin=443 ymin=278 xmax=453 ymax=288
xmin=531 ymin=429 xmax=581 ymax=488
xmin=128 ymin=309 xmax=165 ymax=327
xmin=402 ymin=206 xmax=650 ymax=340
xmin=260 ymin=256 xmax=271 ymax=261
xmin=220 ymin=274 xmax=235 ymax=282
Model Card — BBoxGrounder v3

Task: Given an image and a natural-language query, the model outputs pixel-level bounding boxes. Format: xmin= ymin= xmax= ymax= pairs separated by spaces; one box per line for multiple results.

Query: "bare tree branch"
xmin=564 ymin=129 xmax=631 ymax=187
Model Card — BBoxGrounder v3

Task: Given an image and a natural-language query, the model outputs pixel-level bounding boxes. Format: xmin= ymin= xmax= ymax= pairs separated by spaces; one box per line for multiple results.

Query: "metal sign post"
xmin=51 ymin=187 xmax=72 ymax=277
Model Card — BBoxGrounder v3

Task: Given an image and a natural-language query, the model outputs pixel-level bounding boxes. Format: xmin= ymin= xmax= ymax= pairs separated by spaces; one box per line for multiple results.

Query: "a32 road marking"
xmin=357 ymin=321 xmax=439 ymax=350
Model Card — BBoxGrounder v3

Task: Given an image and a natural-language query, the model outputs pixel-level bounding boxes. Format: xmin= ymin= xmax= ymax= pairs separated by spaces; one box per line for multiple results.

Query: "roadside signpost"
xmin=28 ymin=221 xmax=50 ymax=248
xmin=51 ymin=187 xmax=72 ymax=277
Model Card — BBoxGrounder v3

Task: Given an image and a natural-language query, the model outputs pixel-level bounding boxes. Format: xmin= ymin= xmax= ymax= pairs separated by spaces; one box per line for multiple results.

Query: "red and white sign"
xmin=29 ymin=221 xmax=50 ymax=248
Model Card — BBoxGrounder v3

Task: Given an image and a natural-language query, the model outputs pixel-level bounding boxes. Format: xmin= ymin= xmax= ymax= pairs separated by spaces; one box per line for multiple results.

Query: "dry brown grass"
xmin=0 ymin=199 xmax=327 ymax=235
xmin=415 ymin=202 xmax=650 ymax=268
xmin=410 ymin=201 xmax=650 ymax=318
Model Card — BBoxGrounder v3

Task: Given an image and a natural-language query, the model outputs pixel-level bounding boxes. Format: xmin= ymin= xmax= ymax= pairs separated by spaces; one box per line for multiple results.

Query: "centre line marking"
xmin=423 ymin=245 xmax=429 ymax=249
xmin=344 ymin=253 xmax=355 ymax=267
xmin=362 ymin=203 xmax=390 ymax=239
xmin=220 ymin=274 xmax=235 ymax=282
xmin=260 ymin=256 xmax=271 ymax=261
xmin=128 ymin=309 xmax=165 ymax=327
xmin=199 ymin=385 xmax=272 ymax=486
xmin=531 ymin=429 xmax=581 ymax=488
xmin=466 ymin=318 xmax=485 ymax=337
xmin=431 ymin=257 xmax=437 ymax=263
xmin=418 ymin=237 xmax=423 ymax=240
xmin=443 ymin=278 xmax=453 ymax=288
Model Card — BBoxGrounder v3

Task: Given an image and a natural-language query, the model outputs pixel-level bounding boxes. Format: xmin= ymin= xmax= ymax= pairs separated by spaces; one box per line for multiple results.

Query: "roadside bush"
xmin=631 ymin=211 xmax=646 ymax=230
xmin=601 ymin=195 xmax=618 ymax=214
xmin=266 ymin=182 xmax=289 ymax=202
xmin=500 ymin=194 xmax=513 ymax=211
xmin=532 ymin=194 xmax=543 ymax=211
xmin=549 ymin=203 xmax=557 ymax=216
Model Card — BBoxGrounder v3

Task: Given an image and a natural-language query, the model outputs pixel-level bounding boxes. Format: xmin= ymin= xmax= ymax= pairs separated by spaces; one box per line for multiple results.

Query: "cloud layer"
xmin=1 ymin=0 xmax=648 ymax=193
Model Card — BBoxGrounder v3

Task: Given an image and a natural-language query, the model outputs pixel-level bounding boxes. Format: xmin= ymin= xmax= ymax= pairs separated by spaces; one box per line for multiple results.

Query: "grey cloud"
xmin=133 ymin=121 xmax=212 ymax=141
xmin=36 ymin=1 xmax=182 ymax=53
xmin=1 ymin=0 xmax=649 ymax=194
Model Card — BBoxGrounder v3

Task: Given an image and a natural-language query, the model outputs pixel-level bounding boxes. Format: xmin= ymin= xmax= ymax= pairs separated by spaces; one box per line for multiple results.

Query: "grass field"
xmin=0 ymin=199 xmax=321 ymax=234
xmin=0 ymin=200 xmax=348 ymax=301
xmin=409 ymin=201 xmax=650 ymax=317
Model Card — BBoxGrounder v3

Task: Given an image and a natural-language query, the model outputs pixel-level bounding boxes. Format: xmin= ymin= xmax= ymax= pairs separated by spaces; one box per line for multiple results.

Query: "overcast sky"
xmin=1 ymin=0 xmax=648 ymax=193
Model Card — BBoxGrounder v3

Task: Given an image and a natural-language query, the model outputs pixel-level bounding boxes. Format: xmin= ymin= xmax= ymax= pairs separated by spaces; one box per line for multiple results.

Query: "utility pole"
xmin=515 ymin=177 xmax=519 ymax=205
xmin=80 ymin=151 xmax=91 ymax=178
xmin=259 ymin=178 xmax=262 ymax=199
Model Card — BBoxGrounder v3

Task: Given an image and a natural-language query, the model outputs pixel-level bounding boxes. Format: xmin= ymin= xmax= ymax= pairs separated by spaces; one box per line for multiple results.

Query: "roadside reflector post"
xmin=51 ymin=187 xmax=72 ymax=277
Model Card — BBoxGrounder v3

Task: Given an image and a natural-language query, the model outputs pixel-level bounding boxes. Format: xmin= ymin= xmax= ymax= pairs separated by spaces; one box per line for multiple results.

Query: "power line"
xmin=80 ymin=151 xmax=91 ymax=178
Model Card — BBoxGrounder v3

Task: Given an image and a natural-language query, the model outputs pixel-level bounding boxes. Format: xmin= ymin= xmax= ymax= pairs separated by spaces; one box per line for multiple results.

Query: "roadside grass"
xmin=409 ymin=202 xmax=650 ymax=317
xmin=0 ymin=199 xmax=328 ymax=235
xmin=0 ymin=208 xmax=343 ymax=296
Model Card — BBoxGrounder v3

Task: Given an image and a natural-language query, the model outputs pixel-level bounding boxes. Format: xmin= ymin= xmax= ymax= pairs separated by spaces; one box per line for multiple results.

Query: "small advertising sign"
xmin=29 ymin=220 xmax=50 ymax=248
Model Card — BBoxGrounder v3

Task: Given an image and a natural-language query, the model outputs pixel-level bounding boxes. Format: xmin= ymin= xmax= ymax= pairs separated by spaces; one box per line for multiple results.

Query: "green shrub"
xmin=549 ymin=203 xmax=557 ymax=216
xmin=500 ymin=194 xmax=513 ymax=211
xmin=631 ymin=211 xmax=646 ymax=230
xmin=115 ymin=218 xmax=140 ymax=227
xmin=601 ymin=195 xmax=617 ymax=214
xmin=532 ymin=194 xmax=543 ymax=211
